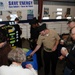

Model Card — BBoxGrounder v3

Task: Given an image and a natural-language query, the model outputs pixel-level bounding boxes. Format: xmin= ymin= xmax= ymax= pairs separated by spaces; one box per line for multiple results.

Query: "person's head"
xmin=8 ymin=47 xmax=26 ymax=64
xmin=29 ymin=17 xmax=39 ymax=28
xmin=38 ymin=23 xmax=47 ymax=36
xmin=15 ymin=18 xmax=19 ymax=24
xmin=67 ymin=19 xmax=75 ymax=29
xmin=60 ymin=39 xmax=64 ymax=45
xmin=70 ymin=26 xmax=75 ymax=41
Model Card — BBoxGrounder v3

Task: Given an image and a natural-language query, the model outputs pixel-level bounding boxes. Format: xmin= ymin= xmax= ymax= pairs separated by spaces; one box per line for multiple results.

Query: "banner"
xmin=0 ymin=0 xmax=34 ymax=10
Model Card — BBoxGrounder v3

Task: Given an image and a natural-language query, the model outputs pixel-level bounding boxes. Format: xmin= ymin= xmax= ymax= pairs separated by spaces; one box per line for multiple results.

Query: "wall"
xmin=0 ymin=1 xmax=74 ymax=39
xmin=34 ymin=5 xmax=75 ymax=19
xmin=19 ymin=21 xmax=69 ymax=39
xmin=0 ymin=2 xmax=75 ymax=21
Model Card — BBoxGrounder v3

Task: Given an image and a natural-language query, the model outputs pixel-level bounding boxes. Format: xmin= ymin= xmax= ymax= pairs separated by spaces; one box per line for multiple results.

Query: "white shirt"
xmin=0 ymin=64 xmax=37 ymax=75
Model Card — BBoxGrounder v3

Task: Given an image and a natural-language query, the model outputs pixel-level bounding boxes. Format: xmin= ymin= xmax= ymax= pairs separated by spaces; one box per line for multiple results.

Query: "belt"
xmin=44 ymin=47 xmax=52 ymax=51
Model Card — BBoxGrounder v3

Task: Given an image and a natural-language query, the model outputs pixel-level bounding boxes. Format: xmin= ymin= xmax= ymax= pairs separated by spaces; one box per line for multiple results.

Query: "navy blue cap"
xmin=38 ymin=23 xmax=47 ymax=32
xmin=29 ymin=17 xmax=38 ymax=25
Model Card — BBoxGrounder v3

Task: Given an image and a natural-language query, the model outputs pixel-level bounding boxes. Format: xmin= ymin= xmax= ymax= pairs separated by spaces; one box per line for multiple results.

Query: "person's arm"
xmin=52 ymin=30 xmax=60 ymax=51
xmin=30 ymin=45 xmax=41 ymax=56
xmin=58 ymin=55 xmax=65 ymax=60
xmin=26 ymin=64 xmax=38 ymax=75
xmin=52 ymin=40 xmax=59 ymax=51
xmin=0 ymin=41 xmax=7 ymax=48
xmin=67 ymin=52 xmax=75 ymax=65
xmin=61 ymin=48 xmax=75 ymax=65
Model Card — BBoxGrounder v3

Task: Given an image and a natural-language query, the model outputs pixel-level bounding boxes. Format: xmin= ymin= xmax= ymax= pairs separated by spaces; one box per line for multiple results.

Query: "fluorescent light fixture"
xmin=56 ymin=16 xmax=62 ymax=19
xmin=57 ymin=12 xmax=62 ymax=15
xmin=42 ymin=16 xmax=49 ymax=19
xmin=66 ymin=17 xmax=71 ymax=19
xmin=57 ymin=8 xmax=62 ymax=11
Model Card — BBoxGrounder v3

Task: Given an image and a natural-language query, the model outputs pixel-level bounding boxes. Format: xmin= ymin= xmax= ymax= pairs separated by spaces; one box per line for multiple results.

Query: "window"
xmin=56 ymin=8 xmax=62 ymax=19
xmin=66 ymin=17 xmax=71 ymax=19
xmin=42 ymin=16 xmax=50 ymax=19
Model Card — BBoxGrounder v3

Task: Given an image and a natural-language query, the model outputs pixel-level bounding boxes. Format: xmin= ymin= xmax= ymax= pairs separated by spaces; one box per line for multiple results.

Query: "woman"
xmin=0 ymin=48 xmax=37 ymax=75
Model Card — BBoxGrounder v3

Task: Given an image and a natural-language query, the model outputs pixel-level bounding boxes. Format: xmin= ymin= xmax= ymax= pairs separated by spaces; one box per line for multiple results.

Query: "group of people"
xmin=0 ymin=18 xmax=22 ymax=66
xmin=0 ymin=48 xmax=37 ymax=75
xmin=60 ymin=19 xmax=75 ymax=75
xmin=0 ymin=17 xmax=75 ymax=75
xmin=0 ymin=18 xmax=37 ymax=75
xmin=29 ymin=18 xmax=75 ymax=75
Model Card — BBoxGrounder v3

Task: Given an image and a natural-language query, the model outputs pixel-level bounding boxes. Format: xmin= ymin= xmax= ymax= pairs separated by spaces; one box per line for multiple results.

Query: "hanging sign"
xmin=0 ymin=0 xmax=34 ymax=10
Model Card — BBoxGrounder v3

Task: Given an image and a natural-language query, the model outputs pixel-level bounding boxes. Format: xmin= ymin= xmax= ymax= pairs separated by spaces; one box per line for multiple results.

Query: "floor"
xmin=22 ymin=39 xmax=65 ymax=75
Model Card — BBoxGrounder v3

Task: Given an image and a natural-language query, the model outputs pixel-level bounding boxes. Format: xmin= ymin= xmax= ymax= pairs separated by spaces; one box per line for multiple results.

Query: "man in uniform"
xmin=30 ymin=23 xmax=60 ymax=75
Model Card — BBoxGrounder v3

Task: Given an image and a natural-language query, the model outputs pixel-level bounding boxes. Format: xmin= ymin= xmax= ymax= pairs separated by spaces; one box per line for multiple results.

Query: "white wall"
xmin=0 ymin=10 xmax=29 ymax=21
xmin=19 ymin=21 xmax=69 ymax=39
xmin=0 ymin=4 xmax=75 ymax=21
xmin=34 ymin=5 xmax=75 ymax=19
xmin=19 ymin=23 xmax=30 ymax=39
xmin=0 ymin=3 xmax=74 ymax=39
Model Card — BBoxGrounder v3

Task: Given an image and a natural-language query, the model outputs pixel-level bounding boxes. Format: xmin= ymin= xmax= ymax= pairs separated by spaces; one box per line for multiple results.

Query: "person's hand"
xmin=26 ymin=64 xmax=33 ymax=69
xmin=61 ymin=47 xmax=69 ymax=57
xmin=0 ymin=42 xmax=7 ymax=48
xmin=52 ymin=46 xmax=57 ymax=51
xmin=58 ymin=55 xmax=65 ymax=60
xmin=30 ymin=52 xmax=34 ymax=56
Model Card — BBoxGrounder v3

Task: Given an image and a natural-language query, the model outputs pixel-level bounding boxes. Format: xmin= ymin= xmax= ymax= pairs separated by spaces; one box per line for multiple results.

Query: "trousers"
xmin=43 ymin=50 xmax=58 ymax=75
xmin=64 ymin=66 xmax=73 ymax=75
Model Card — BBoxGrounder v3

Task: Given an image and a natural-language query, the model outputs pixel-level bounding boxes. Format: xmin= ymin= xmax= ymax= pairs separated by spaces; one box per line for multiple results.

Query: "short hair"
xmin=8 ymin=48 xmax=26 ymax=63
xmin=15 ymin=18 xmax=19 ymax=21
xmin=67 ymin=19 xmax=75 ymax=24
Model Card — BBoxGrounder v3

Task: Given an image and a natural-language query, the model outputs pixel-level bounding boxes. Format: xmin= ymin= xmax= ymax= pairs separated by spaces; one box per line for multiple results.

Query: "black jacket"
xmin=66 ymin=43 xmax=75 ymax=75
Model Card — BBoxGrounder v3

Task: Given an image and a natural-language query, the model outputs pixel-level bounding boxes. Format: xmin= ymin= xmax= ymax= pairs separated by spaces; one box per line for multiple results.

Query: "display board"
xmin=0 ymin=24 xmax=21 ymax=48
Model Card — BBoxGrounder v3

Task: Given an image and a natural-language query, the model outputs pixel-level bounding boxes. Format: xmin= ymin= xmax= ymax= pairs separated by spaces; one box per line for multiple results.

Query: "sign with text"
xmin=0 ymin=0 xmax=34 ymax=10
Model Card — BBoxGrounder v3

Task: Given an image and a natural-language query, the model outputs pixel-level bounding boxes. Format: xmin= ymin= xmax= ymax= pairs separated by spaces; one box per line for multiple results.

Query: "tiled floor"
xmin=22 ymin=39 xmax=65 ymax=75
